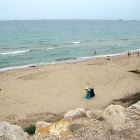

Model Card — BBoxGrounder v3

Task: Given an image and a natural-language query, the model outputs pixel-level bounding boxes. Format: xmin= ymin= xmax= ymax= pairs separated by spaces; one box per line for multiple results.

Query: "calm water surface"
xmin=0 ymin=20 xmax=140 ymax=71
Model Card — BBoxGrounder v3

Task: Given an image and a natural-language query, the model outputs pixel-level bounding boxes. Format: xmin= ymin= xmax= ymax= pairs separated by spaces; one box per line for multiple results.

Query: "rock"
xmin=101 ymin=105 xmax=135 ymax=131
xmin=69 ymin=123 xmax=85 ymax=134
xmin=37 ymin=119 xmax=72 ymax=136
xmin=86 ymin=110 xmax=103 ymax=120
xmin=0 ymin=133 xmax=4 ymax=136
xmin=135 ymin=115 xmax=140 ymax=120
xmin=0 ymin=121 xmax=28 ymax=140
xmin=24 ymin=132 xmax=30 ymax=139
xmin=64 ymin=108 xmax=87 ymax=119
xmin=129 ymin=101 xmax=140 ymax=110
xmin=35 ymin=121 xmax=51 ymax=134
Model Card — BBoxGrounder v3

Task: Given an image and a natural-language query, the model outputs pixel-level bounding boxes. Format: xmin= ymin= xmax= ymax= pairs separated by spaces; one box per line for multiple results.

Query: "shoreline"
xmin=0 ymin=54 xmax=140 ymax=123
xmin=1 ymin=49 xmax=139 ymax=72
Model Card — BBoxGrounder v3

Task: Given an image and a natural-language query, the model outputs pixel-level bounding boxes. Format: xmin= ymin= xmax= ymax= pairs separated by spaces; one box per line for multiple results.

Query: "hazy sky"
xmin=1 ymin=0 xmax=140 ymax=20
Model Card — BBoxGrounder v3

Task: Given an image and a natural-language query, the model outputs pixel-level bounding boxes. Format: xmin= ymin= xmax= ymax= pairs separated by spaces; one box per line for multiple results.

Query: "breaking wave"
xmin=0 ymin=50 xmax=30 ymax=55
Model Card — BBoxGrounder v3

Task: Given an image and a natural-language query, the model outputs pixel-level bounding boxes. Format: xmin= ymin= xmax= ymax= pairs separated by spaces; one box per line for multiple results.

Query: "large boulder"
xmin=86 ymin=110 xmax=103 ymax=120
xmin=35 ymin=121 xmax=51 ymax=134
xmin=37 ymin=119 xmax=72 ymax=136
xmin=101 ymin=105 xmax=135 ymax=131
xmin=64 ymin=108 xmax=87 ymax=119
xmin=0 ymin=121 xmax=28 ymax=140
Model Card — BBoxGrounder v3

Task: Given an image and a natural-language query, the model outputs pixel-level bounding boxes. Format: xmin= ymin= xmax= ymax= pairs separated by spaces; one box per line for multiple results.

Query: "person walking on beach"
xmin=128 ymin=51 xmax=130 ymax=57
xmin=138 ymin=51 xmax=139 ymax=57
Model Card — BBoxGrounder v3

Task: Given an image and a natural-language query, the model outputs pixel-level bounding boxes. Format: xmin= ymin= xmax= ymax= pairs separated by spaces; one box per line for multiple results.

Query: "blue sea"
xmin=0 ymin=20 xmax=140 ymax=71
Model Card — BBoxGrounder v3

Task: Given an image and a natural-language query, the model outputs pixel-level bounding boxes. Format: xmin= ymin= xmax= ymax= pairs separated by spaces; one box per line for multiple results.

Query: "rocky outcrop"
xmin=0 ymin=121 xmax=28 ymax=140
xmin=1 ymin=101 xmax=140 ymax=140
xmin=101 ymin=105 xmax=135 ymax=131
xmin=35 ymin=121 xmax=51 ymax=134
xmin=37 ymin=119 xmax=72 ymax=136
xmin=64 ymin=108 xmax=87 ymax=119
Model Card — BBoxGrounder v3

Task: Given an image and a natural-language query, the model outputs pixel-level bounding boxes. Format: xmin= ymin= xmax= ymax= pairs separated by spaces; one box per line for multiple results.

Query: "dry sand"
xmin=0 ymin=54 xmax=140 ymax=122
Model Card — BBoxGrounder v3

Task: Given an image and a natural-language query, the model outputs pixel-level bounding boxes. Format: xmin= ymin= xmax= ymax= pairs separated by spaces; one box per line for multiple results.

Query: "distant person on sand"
xmin=94 ymin=51 xmax=96 ymax=54
xmin=106 ymin=56 xmax=110 ymax=60
xmin=128 ymin=51 xmax=130 ymax=57
xmin=138 ymin=51 xmax=139 ymax=57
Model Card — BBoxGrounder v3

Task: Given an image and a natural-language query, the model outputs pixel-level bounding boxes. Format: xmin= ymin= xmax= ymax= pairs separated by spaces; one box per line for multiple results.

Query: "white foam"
xmin=126 ymin=49 xmax=140 ymax=53
xmin=70 ymin=41 xmax=80 ymax=44
xmin=0 ymin=65 xmax=30 ymax=72
xmin=44 ymin=48 xmax=55 ymax=51
xmin=0 ymin=50 xmax=30 ymax=55
xmin=0 ymin=50 xmax=137 ymax=72
xmin=118 ymin=44 xmax=122 ymax=46
xmin=0 ymin=63 xmax=43 ymax=72
xmin=77 ymin=52 xmax=126 ymax=61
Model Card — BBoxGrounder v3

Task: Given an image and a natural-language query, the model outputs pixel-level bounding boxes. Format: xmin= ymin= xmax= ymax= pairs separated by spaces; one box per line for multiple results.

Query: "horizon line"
xmin=0 ymin=19 xmax=139 ymax=21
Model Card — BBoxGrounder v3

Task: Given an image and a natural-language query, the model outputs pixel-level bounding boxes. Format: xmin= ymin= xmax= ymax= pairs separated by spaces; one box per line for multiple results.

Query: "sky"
xmin=0 ymin=0 xmax=140 ymax=20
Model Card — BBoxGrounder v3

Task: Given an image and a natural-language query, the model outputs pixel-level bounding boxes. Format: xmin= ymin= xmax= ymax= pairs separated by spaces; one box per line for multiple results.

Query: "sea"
xmin=0 ymin=20 xmax=140 ymax=72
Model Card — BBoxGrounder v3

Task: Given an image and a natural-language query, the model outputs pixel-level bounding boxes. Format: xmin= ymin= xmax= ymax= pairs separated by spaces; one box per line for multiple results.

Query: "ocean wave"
xmin=70 ymin=41 xmax=80 ymax=44
xmin=98 ymin=40 xmax=106 ymax=42
xmin=42 ymin=48 xmax=55 ymax=51
xmin=77 ymin=52 xmax=126 ymax=61
xmin=118 ymin=44 xmax=122 ymax=46
xmin=55 ymin=57 xmax=76 ymax=61
xmin=119 ymin=39 xmax=128 ymax=41
xmin=0 ymin=51 xmax=134 ymax=72
xmin=0 ymin=50 xmax=30 ymax=55
xmin=126 ymin=49 xmax=140 ymax=53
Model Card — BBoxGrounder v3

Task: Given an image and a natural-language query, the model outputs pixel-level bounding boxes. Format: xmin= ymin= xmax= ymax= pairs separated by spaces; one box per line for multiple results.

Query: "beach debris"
xmin=64 ymin=108 xmax=87 ymax=119
xmin=0 ymin=121 xmax=28 ymax=140
xmin=29 ymin=65 xmax=36 ymax=67
xmin=35 ymin=121 xmax=51 ymax=134
xmin=101 ymin=105 xmax=135 ymax=131
xmin=37 ymin=119 xmax=72 ymax=136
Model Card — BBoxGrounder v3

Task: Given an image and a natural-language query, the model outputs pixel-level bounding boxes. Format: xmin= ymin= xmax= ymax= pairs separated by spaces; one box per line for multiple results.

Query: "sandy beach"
xmin=0 ymin=54 xmax=140 ymax=122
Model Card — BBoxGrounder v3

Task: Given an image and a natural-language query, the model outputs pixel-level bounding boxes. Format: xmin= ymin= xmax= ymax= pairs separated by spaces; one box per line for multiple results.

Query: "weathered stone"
xmin=25 ymin=132 xmax=31 ymax=139
xmin=37 ymin=119 xmax=72 ymax=136
xmin=101 ymin=105 xmax=135 ymax=131
xmin=0 ymin=133 xmax=4 ymax=136
xmin=69 ymin=123 xmax=85 ymax=133
xmin=64 ymin=108 xmax=87 ymax=119
xmin=135 ymin=115 xmax=140 ymax=120
xmin=35 ymin=121 xmax=51 ymax=134
xmin=0 ymin=121 xmax=28 ymax=140
xmin=86 ymin=110 xmax=103 ymax=120
xmin=129 ymin=101 xmax=140 ymax=110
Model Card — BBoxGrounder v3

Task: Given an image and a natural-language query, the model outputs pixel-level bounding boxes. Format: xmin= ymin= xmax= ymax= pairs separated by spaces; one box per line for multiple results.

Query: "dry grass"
xmin=113 ymin=92 xmax=140 ymax=107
